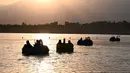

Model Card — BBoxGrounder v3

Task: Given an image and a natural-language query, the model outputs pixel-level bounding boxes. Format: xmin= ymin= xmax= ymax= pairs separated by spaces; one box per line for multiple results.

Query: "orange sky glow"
xmin=0 ymin=0 xmax=130 ymax=24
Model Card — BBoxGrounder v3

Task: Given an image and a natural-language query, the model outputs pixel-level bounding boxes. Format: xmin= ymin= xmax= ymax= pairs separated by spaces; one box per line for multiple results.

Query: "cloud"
xmin=0 ymin=0 xmax=130 ymax=24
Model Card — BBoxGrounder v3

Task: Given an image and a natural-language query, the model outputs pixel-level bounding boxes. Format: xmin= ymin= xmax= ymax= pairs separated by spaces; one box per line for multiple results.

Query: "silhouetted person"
xmin=67 ymin=40 xmax=74 ymax=52
xmin=33 ymin=39 xmax=49 ymax=54
xmin=58 ymin=40 xmax=62 ymax=44
xmin=39 ymin=39 xmax=43 ymax=45
xmin=25 ymin=40 xmax=32 ymax=48
xmin=116 ymin=36 xmax=120 ymax=41
xmin=77 ymin=37 xmax=83 ymax=45
xmin=22 ymin=40 xmax=33 ymax=55
xmin=110 ymin=36 xmax=116 ymax=42
xmin=34 ymin=40 xmax=40 ymax=46
xmin=68 ymin=40 xmax=72 ymax=44
xmin=63 ymin=38 xmax=66 ymax=44
xmin=84 ymin=37 xmax=89 ymax=42
xmin=83 ymin=37 xmax=93 ymax=46
xmin=80 ymin=37 xmax=83 ymax=41
xmin=85 ymin=37 xmax=89 ymax=40
xmin=116 ymin=36 xmax=119 ymax=38
xmin=87 ymin=37 xmax=90 ymax=40
xmin=57 ymin=39 xmax=62 ymax=52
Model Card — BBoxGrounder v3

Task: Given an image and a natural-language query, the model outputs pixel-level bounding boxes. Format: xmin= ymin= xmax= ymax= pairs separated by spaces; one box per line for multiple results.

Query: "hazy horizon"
xmin=0 ymin=0 xmax=130 ymax=24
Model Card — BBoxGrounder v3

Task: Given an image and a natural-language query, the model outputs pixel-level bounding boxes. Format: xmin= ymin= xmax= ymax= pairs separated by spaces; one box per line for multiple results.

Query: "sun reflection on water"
xmin=35 ymin=34 xmax=55 ymax=39
xmin=32 ymin=33 xmax=56 ymax=46
xmin=27 ymin=57 xmax=55 ymax=73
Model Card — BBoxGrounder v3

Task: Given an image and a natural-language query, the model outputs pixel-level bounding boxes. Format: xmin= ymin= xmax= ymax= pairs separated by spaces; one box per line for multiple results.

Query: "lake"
xmin=0 ymin=33 xmax=130 ymax=73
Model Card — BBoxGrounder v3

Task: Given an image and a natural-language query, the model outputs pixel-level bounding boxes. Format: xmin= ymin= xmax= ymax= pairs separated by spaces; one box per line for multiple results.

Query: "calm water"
xmin=0 ymin=33 xmax=130 ymax=73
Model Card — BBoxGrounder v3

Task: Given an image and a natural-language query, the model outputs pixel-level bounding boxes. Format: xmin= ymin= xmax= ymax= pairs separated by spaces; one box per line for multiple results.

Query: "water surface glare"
xmin=0 ymin=33 xmax=130 ymax=73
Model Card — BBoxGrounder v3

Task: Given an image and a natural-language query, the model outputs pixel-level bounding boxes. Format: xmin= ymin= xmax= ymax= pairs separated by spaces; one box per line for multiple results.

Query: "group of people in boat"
xmin=22 ymin=39 xmax=49 ymax=55
xmin=77 ymin=37 xmax=93 ymax=46
xmin=56 ymin=38 xmax=74 ymax=53
xmin=109 ymin=36 xmax=120 ymax=42
xmin=22 ymin=35 xmax=121 ymax=55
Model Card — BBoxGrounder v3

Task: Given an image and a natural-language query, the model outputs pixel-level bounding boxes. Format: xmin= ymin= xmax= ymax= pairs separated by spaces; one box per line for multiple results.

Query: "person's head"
xmin=68 ymin=40 xmax=71 ymax=44
xmin=116 ymin=36 xmax=120 ymax=38
xmin=36 ymin=40 xmax=40 ymax=44
xmin=40 ymin=39 xmax=43 ymax=45
xmin=36 ymin=40 xmax=38 ymax=43
xmin=85 ymin=37 xmax=88 ymax=40
xmin=26 ymin=40 xmax=30 ymax=44
xmin=80 ymin=37 xmax=82 ymax=40
xmin=88 ymin=37 xmax=90 ymax=40
xmin=58 ymin=40 xmax=62 ymax=44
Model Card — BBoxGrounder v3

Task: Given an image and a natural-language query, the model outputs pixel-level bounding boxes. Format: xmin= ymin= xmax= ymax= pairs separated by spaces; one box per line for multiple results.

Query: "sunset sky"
xmin=0 ymin=0 xmax=18 ymax=5
xmin=0 ymin=0 xmax=130 ymax=24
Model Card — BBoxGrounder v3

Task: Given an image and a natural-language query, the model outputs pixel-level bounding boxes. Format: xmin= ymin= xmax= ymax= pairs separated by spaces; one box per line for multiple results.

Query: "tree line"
xmin=0 ymin=21 xmax=130 ymax=34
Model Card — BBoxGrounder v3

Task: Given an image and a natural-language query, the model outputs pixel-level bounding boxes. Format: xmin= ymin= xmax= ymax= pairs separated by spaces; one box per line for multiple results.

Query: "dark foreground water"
xmin=0 ymin=33 xmax=130 ymax=73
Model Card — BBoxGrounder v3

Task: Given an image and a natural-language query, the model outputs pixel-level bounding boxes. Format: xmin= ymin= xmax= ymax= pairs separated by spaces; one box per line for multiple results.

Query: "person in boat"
xmin=115 ymin=36 xmax=120 ymax=41
xmin=84 ymin=37 xmax=89 ymax=42
xmin=68 ymin=40 xmax=73 ymax=47
xmin=80 ymin=37 xmax=83 ymax=41
xmin=110 ymin=36 xmax=116 ymax=41
xmin=87 ymin=37 xmax=90 ymax=40
xmin=77 ymin=37 xmax=83 ymax=45
xmin=57 ymin=40 xmax=62 ymax=52
xmin=33 ymin=39 xmax=49 ymax=54
xmin=80 ymin=37 xmax=83 ymax=42
xmin=68 ymin=40 xmax=72 ymax=44
xmin=34 ymin=40 xmax=40 ymax=46
xmin=25 ymin=40 xmax=33 ymax=48
xmin=58 ymin=40 xmax=62 ymax=44
xmin=63 ymin=38 xmax=66 ymax=50
xmin=33 ymin=40 xmax=40 ymax=53
xmin=39 ymin=39 xmax=49 ymax=53
xmin=116 ymin=36 xmax=120 ymax=39
xmin=39 ymin=39 xmax=43 ymax=45
xmin=84 ymin=37 xmax=93 ymax=46
xmin=34 ymin=39 xmax=46 ymax=48
xmin=67 ymin=40 xmax=74 ymax=52
xmin=63 ymin=38 xmax=66 ymax=44
xmin=22 ymin=40 xmax=33 ymax=54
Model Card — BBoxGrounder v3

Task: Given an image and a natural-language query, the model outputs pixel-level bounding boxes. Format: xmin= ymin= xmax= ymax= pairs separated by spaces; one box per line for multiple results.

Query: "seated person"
xmin=63 ymin=38 xmax=66 ymax=44
xmin=22 ymin=40 xmax=32 ymax=54
xmin=25 ymin=40 xmax=33 ymax=48
xmin=39 ymin=39 xmax=43 ymax=45
xmin=34 ymin=40 xmax=40 ymax=46
xmin=68 ymin=40 xmax=72 ymax=44
xmin=80 ymin=38 xmax=83 ymax=41
xmin=57 ymin=40 xmax=62 ymax=44
xmin=67 ymin=40 xmax=74 ymax=52
xmin=68 ymin=40 xmax=73 ymax=47
xmin=87 ymin=37 xmax=90 ymax=40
